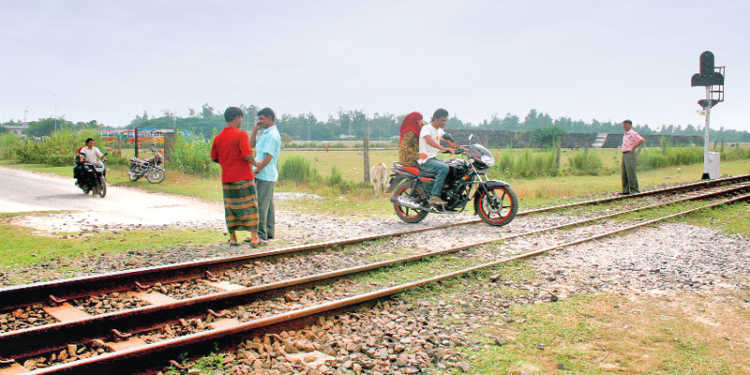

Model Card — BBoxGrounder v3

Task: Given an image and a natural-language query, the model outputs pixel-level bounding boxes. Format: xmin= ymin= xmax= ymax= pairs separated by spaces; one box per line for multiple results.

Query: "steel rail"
xmin=23 ymin=192 xmax=750 ymax=374
xmin=3 ymin=183 xmax=749 ymax=366
xmin=1 ymin=174 xmax=747 ymax=313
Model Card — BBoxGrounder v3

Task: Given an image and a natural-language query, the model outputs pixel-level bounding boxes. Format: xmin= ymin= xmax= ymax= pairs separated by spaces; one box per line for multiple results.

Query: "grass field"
xmin=3 ymin=156 xmax=749 ymax=216
xmin=108 ymin=146 xmax=659 ymax=181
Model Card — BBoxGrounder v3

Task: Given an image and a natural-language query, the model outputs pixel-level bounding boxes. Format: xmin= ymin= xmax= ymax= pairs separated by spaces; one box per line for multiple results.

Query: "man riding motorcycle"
xmin=418 ymin=108 xmax=456 ymax=208
xmin=75 ymin=137 xmax=107 ymax=187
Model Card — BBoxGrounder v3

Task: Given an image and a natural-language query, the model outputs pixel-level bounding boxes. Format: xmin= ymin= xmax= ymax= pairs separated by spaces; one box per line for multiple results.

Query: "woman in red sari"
xmin=398 ymin=112 xmax=425 ymax=167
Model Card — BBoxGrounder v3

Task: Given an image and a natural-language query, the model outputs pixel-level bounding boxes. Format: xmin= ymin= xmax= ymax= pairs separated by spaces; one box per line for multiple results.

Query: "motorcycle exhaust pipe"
xmin=390 ymin=195 xmax=423 ymax=209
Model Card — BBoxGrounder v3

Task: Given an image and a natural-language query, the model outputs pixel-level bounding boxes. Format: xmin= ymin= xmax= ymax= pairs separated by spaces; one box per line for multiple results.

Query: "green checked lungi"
xmin=222 ymin=180 xmax=259 ymax=232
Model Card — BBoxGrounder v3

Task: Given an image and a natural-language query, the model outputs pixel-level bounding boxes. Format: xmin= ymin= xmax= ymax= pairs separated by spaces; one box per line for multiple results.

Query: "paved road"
xmin=0 ymin=166 xmax=224 ymax=232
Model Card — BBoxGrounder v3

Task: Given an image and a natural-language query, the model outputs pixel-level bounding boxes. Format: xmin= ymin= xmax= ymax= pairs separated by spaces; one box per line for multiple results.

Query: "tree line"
xmin=3 ymin=104 xmax=750 ymax=143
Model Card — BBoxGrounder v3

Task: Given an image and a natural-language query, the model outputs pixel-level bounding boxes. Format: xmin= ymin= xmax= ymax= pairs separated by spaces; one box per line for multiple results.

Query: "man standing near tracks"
xmin=620 ymin=119 xmax=645 ymax=195
xmin=250 ymin=107 xmax=281 ymax=242
xmin=211 ymin=107 xmax=261 ymax=247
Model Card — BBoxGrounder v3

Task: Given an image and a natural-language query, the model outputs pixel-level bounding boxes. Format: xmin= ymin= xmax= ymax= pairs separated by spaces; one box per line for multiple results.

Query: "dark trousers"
xmin=255 ymin=178 xmax=275 ymax=240
xmin=74 ymin=164 xmax=85 ymax=182
xmin=621 ymin=151 xmax=639 ymax=194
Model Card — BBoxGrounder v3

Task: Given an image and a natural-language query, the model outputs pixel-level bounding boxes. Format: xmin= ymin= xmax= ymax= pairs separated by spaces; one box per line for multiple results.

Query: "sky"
xmin=1 ymin=0 xmax=748 ymax=131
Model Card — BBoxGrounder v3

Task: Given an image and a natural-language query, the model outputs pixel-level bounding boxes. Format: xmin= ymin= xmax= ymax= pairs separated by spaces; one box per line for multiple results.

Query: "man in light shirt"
xmin=620 ymin=119 xmax=645 ymax=195
xmin=418 ymin=108 xmax=455 ymax=207
xmin=251 ymin=107 xmax=281 ymax=242
xmin=74 ymin=137 xmax=106 ymax=184
xmin=78 ymin=137 xmax=105 ymax=163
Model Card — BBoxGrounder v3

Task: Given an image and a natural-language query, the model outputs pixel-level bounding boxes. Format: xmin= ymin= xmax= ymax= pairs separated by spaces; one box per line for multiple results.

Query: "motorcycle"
xmin=387 ymin=134 xmax=519 ymax=226
xmin=76 ymin=152 xmax=108 ymax=198
xmin=128 ymin=146 xmax=166 ymax=184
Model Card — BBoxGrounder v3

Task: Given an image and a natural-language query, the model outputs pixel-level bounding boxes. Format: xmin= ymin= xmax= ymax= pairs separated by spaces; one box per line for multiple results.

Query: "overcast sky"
xmin=1 ymin=0 xmax=747 ymax=131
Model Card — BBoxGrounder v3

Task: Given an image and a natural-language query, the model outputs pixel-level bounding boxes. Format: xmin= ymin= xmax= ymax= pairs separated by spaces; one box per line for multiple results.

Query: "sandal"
xmin=249 ymin=241 xmax=266 ymax=248
xmin=227 ymin=240 xmax=240 ymax=247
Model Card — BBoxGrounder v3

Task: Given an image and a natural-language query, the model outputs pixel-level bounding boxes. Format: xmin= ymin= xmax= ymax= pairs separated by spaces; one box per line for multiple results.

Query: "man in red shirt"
xmin=211 ymin=107 xmax=261 ymax=247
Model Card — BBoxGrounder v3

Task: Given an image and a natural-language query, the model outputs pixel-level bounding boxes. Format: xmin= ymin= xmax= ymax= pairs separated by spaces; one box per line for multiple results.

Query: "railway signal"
xmin=690 ymin=50 xmax=725 ymax=179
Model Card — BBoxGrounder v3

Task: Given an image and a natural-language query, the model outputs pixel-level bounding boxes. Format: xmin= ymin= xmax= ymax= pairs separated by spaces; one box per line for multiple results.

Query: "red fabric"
xmin=399 ymin=112 xmax=423 ymax=143
xmin=210 ymin=126 xmax=254 ymax=183
xmin=399 ymin=166 xmax=419 ymax=176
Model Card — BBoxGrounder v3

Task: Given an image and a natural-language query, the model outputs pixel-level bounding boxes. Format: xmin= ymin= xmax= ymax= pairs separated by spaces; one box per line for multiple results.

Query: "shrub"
xmin=568 ymin=151 xmax=604 ymax=176
xmin=0 ymin=133 xmax=21 ymax=160
xmin=280 ymin=155 xmax=319 ymax=183
xmin=327 ymin=166 xmax=354 ymax=192
xmin=491 ymin=150 xmax=558 ymax=178
xmin=721 ymin=144 xmax=750 ymax=161
xmin=12 ymin=130 xmax=125 ymax=166
xmin=638 ymin=147 xmax=703 ymax=170
xmin=170 ymin=135 xmax=219 ymax=176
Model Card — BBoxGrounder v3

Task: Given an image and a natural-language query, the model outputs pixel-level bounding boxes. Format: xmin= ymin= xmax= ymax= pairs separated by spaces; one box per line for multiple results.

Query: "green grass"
xmin=0 ymin=220 xmax=224 ymax=269
xmin=443 ymin=291 xmax=749 ymax=374
xmin=165 ymin=349 xmax=227 ymax=375
xmin=680 ymin=201 xmax=750 ymax=236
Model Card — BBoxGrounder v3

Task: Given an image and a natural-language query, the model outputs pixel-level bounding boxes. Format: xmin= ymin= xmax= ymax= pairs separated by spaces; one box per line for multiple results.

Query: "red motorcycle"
xmin=387 ymin=135 xmax=518 ymax=226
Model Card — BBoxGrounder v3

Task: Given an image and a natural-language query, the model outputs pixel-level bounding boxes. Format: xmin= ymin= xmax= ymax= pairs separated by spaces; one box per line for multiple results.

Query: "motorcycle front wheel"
xmin=392 ymin=183 xmax=428 ymax=224
xmin=476 ymin=185 xmax=518 ymax=226
xmin=146 ymin=167 xmax=166 ymax=184
xmin=98 ymin=176 xmax=107 ymax=198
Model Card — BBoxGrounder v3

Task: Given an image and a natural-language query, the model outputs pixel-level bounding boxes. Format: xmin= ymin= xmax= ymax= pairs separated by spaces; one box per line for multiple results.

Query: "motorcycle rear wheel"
xmin=393 ymin=183 xmax=428 ymax=224
xmin=146 ymin=168 xmax=166 ymax=184
xmin=98 ymin=176 xmax=107 ymax=198
xmin=477 ymin=185 xmax=518 ymax=226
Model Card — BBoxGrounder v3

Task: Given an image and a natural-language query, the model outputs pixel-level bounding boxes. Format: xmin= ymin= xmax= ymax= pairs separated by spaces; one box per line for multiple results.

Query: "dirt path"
xmin=0 ymin=166 xmax=225 ymax=232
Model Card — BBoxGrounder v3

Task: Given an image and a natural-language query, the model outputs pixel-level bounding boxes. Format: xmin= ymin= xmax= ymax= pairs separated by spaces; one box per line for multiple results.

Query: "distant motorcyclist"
xmin=75 ymin=138 xmax=106 ymax=184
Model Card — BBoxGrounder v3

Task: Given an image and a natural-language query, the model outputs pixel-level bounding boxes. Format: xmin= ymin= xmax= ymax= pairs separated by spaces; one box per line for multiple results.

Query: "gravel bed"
xmin=0 ymin=210 xmax=570 ymax=288
xmin=0 ymin=305 xmax=57 ymax=333
xmin=5 ymin=182 xmax=733 ymax=289
xmin=18 ymin=342 xmax=105 ymax=371
xmin=226 ymin=280 xmax=357 ymax=322
xmin=160 ymin=219 xmax=750 ymax=374
xmin=139 ymin=317 xmax=209 ymax=344
xmin=72 ymin=291 xmax=150 ymax=315
xmin=145 ymin=280 xmax=219 ymax=300
xmin=532 ymin=222 xmax=750 ymax=295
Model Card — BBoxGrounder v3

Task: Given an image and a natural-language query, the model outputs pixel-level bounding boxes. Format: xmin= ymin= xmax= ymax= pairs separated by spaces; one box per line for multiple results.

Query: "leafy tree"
xmin=281 ymin=132 xmax=293 ymax=146
xmin=532 ymin=126 xmax=566 ymax=147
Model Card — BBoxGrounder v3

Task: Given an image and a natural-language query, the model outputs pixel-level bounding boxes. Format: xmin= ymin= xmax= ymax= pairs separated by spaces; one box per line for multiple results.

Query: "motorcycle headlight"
xmin=480 ymin=154 xmax=495 ymax=167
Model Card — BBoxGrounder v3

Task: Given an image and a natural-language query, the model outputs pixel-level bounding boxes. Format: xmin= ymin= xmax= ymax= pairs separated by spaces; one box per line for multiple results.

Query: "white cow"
xmin=370 ymin=162 xmax=388 ymax=195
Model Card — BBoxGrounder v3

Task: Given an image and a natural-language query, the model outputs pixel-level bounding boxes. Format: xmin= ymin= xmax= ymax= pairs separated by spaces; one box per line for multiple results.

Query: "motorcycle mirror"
xmin=468 ymin=134 xmax=474 ymax=142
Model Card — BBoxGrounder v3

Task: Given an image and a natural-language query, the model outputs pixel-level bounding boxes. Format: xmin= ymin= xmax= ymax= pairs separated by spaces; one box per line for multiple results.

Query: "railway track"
xmin=0 ymin=178 xmax=748 ymax=374
xmin=1 ymin=173 xmax=748 ymax=313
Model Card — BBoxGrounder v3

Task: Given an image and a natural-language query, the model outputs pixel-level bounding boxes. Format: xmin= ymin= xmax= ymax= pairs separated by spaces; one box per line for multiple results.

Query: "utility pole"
xmin=363 ymin=120 xmax=370 ymax=183
xmin=134 ymin=128 xmax=140 ymax=158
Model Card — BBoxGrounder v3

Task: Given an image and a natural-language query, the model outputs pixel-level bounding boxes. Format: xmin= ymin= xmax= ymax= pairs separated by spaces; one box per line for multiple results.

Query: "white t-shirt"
xmin=79 ymin=146 xmax=103 ymax=163
xmin=418 ymin=125 xmax=445 ymax=163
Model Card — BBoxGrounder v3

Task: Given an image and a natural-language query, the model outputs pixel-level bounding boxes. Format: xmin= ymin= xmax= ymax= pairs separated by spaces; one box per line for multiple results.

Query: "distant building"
xmin=5 ymin=123 xmax=28 ymax=137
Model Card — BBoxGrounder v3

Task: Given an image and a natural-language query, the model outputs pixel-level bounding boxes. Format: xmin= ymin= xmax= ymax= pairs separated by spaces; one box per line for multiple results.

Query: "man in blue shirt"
xmin=251 ymin=107 xmax=281 ymax=241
